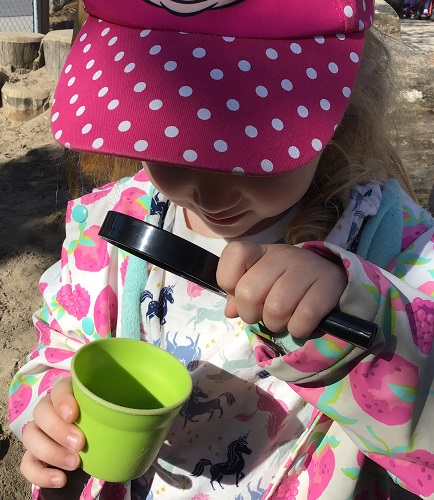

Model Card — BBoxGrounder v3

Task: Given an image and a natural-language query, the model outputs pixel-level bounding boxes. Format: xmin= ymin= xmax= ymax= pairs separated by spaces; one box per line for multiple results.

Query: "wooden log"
xmin=43 ymin=29 xmax=73 ymax=81
xmin=0 ymin=32 xmax=45 ymax=70
xmin=429 ymin=184 xmax=434 ymax=215
xmin=1 ymin=82 xmax=50 ymax=122
xmin=72 ymin=0 xmax=88 ymax=41
xmin=0 ymin=71 xmax=8 ymax=103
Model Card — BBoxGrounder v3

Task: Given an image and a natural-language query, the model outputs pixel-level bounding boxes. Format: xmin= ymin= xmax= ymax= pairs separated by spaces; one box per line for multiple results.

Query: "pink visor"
xmin=51 ymin=0 xmax=374 ymax=176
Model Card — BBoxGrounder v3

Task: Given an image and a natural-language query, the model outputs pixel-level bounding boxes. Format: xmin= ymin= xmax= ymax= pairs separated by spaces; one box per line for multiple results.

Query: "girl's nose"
xmin=192 ymin=179 xmax=241 ymax=214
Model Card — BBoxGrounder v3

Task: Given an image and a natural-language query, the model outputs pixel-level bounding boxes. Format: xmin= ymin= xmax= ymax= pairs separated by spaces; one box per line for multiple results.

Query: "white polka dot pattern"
xmin=51 ymin=5 xmax=371 ymax=176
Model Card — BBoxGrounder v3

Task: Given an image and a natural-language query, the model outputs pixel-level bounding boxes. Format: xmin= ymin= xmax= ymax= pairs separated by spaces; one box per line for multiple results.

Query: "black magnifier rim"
xmin=99 ymin=211 xmax=225 ymax=295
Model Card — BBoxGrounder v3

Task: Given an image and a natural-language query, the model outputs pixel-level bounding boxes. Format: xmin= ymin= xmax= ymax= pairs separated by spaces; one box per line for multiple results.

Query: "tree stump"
xmin=1 ymin=82 xmax=50 ymax=121
xmin=0 ymin=32 xmax=45 ymax=70
xmin=43 ymin=29 xmax=73 ymax=82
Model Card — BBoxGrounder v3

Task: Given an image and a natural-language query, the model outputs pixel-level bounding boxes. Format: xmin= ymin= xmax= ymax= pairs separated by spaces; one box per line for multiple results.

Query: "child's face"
xmin=142 ymin=157 xmax=319 ymax=238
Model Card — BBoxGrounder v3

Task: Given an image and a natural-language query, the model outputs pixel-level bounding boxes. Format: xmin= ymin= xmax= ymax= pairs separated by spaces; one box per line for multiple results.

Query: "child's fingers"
xmin=49 ymin=376 xmax=79 ymax=423
xmin=231 ymin=258 xmax=289 ymax=327
xmin=224 ymin=294 xmax=238 ymax=318
xmin=33 ymin=394 xmax=84 ymax=453
xmin=260 ymin=273 xmax=300 ymax=334
xmin=217 ymin=241 xmax=266 ymax=295
xmin=286 ymin=267 xmax=348 ymax=338
xmin=21 ymin=420 xmax=80 ymax=476
xmin=20 ymin=449 xmax=67 ymax=489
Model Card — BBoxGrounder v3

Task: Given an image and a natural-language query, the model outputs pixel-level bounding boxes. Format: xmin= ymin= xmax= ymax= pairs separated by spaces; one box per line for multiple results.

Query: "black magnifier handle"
xmin=99 ymin=211 xmax=377 ymax=350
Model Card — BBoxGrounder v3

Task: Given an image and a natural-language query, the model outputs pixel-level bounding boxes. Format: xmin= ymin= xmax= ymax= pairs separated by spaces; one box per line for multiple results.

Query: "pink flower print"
xmin=192 ymin=494 xmax=210 ymax=500
xmin=38 ymin=369 xmax=70 ymax=396
xmin=405 ymin=297 xmax=434 ymax=355
xmin=113 ymin=187 xmax=149 ymax=219
xmin=74 ymin=225 xmax=110 ymax=272
xmin=349 ymin=353 xmax=419 ymax=425
xmin=35 ymin=320 xmax=51 ymax=346
xmin=8 ymin=384 xmax=32 ymax=423
xmin=94 ymin=285 xmax=118 ymax=337
xmin=56 ymin=284 xmax=90 ymax=320
xmin=101 ymin=482 xmax=127 ymax=499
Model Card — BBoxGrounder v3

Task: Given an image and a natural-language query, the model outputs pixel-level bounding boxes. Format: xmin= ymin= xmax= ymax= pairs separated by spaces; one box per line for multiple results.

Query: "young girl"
xmin=9 ymin=0 xmax=434 ymax=498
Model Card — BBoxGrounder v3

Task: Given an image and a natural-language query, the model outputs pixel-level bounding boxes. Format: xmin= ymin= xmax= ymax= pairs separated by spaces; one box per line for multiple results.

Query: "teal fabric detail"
xmin=387 ymin=383 xmax=417 ymax=404
xmin=120 ymin=182 xmax=156 ymax=339
xmin=120 ymin=255 xmax=148 ymax=340
xmin=355 ymin=179 xmax=403 ymax=268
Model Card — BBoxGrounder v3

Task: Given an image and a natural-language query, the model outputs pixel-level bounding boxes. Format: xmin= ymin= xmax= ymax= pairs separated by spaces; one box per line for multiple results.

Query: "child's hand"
xmin=20 ymin=376 xmax=84 ymax=488
xmin=217 ymin=242 xmax=348 ymax=338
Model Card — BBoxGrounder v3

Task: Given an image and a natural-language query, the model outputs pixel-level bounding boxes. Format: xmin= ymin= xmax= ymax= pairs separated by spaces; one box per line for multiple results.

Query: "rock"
xmin=374 ymin=0 xmax=402 ymax=36
xmin=1 ymin=82 xmax=50 ymax=121
xmin=43 ymin=29 xmax=73 ymax=81
xmin=0 ymin=32 xmax=45 ymax=70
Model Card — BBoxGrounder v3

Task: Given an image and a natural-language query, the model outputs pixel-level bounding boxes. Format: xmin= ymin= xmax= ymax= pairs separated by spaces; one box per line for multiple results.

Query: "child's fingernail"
xmin=51 ymin=475 xmax=64 ymax=487
xmin=64 ymin=453 xmax=79 ymax=469
xmin=60 ymin=404 xmax=72 ymax=422
xmin=66 ymin=433 xmax=81 ymax=451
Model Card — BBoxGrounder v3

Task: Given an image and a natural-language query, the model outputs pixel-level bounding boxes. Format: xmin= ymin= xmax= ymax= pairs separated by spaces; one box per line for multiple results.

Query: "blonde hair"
xmin=286 ymin=28 xmax=415 ymax=244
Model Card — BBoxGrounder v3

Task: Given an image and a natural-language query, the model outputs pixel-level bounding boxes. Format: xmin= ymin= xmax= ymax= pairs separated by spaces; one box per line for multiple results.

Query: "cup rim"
xmin=71 ymin=337 xmax=193 ymax=416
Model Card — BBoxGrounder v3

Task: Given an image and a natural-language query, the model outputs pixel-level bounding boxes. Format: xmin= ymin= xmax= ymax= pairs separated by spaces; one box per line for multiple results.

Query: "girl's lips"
xmin=202 ymin=212 xmax=245 ymax=225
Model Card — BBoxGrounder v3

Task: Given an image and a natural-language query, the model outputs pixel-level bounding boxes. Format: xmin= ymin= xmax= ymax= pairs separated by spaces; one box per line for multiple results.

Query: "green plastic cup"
xmin=71 ymin=337 xmax=192 ymax=482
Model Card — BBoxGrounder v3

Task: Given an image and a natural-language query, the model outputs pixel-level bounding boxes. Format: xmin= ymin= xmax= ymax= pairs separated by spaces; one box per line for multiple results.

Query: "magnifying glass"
xmin=99 ymin=211 xmax=377 ymax=350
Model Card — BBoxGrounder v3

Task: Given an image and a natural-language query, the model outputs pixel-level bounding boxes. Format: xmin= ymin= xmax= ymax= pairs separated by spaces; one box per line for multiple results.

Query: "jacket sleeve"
xmin=8 ymin=204 xmax=122 ymax=442
xmin=250 ymin=207 xmax=434 ymax=497
xmin=7 ymin=173 xmax=156 ymax=440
